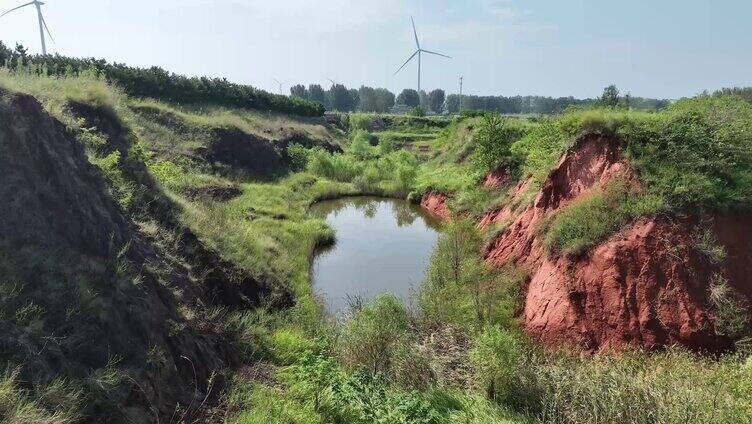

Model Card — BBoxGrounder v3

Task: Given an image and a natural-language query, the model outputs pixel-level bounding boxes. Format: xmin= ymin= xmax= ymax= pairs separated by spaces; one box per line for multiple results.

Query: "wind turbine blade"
xmin=411 ymin=16 xmax=420 ymax=49
xmin=0 ymin=1 xmax=35 ymax=19
xmin=394 ymin=50 xmax=419 ymax=75
xmin=421 ymin=49 xmax=452 ymax=59
xmin=40 ymin=13 xmax=55 ymax=44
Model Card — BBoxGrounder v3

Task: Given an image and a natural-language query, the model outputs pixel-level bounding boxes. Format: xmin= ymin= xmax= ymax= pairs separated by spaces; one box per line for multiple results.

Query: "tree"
xmin=358 ymin=86 xmax=378 ymax=112
xmin=428 ymin=89 xmax=446 ymax=114
xmin=308 ymin=84 xmax=328 ymax=109
xmin=600 ymin=84 xmax=620 ymax=107
xmin=290 ymin=84 xmax=308 ymax=99
xmin=329 ymin=84 xmax=357 ymax=111
xmin=396 ymin=89 xmax=419 ymax=107
xmin=374 ymin=88 xmax=395 ymax=112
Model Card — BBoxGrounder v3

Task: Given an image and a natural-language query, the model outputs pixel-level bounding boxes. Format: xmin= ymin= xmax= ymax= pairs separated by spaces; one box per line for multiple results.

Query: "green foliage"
xmin=0 ymin=47 xmax=324 ymax=116
xmin=542 ymin=178 xmax=663 ymax=256
xmin=619 ymin=95 xmax=752 ymax=210
xmin=287 ymin=143 xmax=311 ymax=172
xmin=339 ymin=294 xmax=410 ymax=374
xmin=398 ymin=89 xmax=420 ymax=108
xmin=349 ymin=113 xmax=374 ymax=131
xmin=271 ymin=328 xmax=319 ymax=366
xmin=410 ymin=106 xmax=427 ymax=117
xmin=419 ymin=220 xmax=525 ymax=329
xmin=350 ymin=130 xmax=377 ymax=160
xmin=229 ymin=382 xmax=322 ymax=424
xmin=510 ymin=349 xmax=752 ymax=423
xmin=307 ymin=149 xmax=362 ymax=182
xmin=692 ymin=228 xmax=727 ymax=265
xmin=474 ymin=114 xmax=531 ymax=172
xmin=469 ymin=327 xmax=524 ymax=402
xmin=599 ymin=84 xmax=620 ymax=107
xmin=280 ymin=353 xmax=448 ymax=424
xmin=428 ymin=89 xmax=446 ymax=114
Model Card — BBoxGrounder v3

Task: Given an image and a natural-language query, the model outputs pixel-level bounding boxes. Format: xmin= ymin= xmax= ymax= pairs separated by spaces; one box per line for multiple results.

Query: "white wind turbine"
xmin=394 ymin=16 xmax=451 ymax=94
xmin=0 ymin=1 xmax=55 ymax=55
xmin=273 ymin=78 xmax=285 ymax=95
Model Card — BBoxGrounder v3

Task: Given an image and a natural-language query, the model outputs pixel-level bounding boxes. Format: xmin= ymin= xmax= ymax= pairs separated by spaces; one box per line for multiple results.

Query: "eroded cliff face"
xmin=423 ymin=133 xmax=752 ymax=353
xmin=420 ymin=191 xmax=451 ymax=220
xmin=485 ymin=134 xmax=752 ymax=352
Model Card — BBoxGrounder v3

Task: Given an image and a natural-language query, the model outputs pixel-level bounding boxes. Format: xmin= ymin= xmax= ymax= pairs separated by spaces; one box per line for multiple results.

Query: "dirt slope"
xmin=422 ymin=133 xmax=752 ymax=353
xmin=0 ymin=90 xmax=276 ymax=421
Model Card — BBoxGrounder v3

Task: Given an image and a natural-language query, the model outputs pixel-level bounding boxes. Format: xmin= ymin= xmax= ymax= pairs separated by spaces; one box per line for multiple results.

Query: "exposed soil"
xmin=1 ymin=91 xmax=285 ymax=421
xmin=481 ymin=133 xmax=752 ymax=353
xmin=483 ymin=168 xmax=511 ymax=189
xmin=420 ymin=191 xmax=451 ymax=220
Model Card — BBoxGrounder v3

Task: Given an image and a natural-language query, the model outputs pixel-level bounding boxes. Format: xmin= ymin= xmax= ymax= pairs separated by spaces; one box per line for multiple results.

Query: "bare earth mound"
xmin=420 ymin=134 xmax=752 ymax=353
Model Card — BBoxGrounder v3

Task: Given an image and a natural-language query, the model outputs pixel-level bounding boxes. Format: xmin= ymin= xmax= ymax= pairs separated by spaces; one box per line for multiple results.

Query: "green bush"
xmin=542 ymin=178 xmax=663 ymax=256
xmin=339 ymin=294 xmax=410 ymax=374
xmin=350 ymin=130 xmax=377 ymax=160
xmin=270 ymin=328 xmax=318 ymax=366
xmin=410 ymin=107 xmax=427 ymax=117
xmin=474 ymin=113 xmax=530 ymax=172
xmin=287 ymin=143 xmax=311 ymax=171
xmin=469 ymin=327 xmax=524 ymax=402
xmin=307 ymin=149 xmax=362 ymax=182
xmin=350 ymin=113 xmax=374 ymax=132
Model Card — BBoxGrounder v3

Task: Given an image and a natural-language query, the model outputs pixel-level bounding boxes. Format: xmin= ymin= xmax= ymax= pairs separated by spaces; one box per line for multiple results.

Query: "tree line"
xmin=0 ymin=42 xmax=325 ymax=117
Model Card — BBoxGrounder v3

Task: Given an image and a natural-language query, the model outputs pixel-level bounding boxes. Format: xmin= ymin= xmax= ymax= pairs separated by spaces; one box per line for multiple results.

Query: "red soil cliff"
xmin=420 ymin=191 xmax=451 ymax=220
xmin=480 ymin=133 xmax=752 ymax=352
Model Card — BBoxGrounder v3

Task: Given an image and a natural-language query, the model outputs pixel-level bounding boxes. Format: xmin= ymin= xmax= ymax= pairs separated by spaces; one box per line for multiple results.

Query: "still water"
xmin=309 ymin=197 xmax=441 ymax=313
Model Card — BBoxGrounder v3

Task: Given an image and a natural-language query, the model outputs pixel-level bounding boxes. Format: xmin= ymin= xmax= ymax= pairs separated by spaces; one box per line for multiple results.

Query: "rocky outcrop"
xmin=482 ymin=133 xmax=752 ymax=353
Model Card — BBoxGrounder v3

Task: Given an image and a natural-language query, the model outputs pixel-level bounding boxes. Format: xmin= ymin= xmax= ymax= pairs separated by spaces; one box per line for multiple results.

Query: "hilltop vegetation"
xmin=0 ymin=42 xmax=324 ymax=116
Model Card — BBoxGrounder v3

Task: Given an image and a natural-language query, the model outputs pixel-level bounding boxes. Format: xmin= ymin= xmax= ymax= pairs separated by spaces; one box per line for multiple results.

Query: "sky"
xmin=0 ymin=0 xmax=750 ymax=99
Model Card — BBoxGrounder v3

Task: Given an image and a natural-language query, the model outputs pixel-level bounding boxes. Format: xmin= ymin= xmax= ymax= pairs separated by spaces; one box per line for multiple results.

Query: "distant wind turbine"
xmin=0 ymin=1 xmax=55 ymax=55
xmin=394 ymin=16 xmax=451 ymax=94
xmin=273 ymin=78 xmax=285 ymax=95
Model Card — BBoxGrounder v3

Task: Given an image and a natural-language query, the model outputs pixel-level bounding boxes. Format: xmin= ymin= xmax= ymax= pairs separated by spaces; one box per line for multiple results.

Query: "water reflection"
xmin=309 ymin=197 xmax=440 ymax=313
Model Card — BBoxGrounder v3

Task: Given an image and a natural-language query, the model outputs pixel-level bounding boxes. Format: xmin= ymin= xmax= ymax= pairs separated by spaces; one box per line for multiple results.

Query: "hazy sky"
xmin=0 ymin=0 xmax=750 ymax=99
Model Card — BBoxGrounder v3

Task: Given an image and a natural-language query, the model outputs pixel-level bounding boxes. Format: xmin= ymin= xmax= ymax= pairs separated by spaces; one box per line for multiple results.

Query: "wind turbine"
xmin=394 ymin=16 xmax=450 ymax=94
xmin=0 ymin=1 xmax=55 ymax=55
xmin=273 ymin=78 xmax=284 ymax=95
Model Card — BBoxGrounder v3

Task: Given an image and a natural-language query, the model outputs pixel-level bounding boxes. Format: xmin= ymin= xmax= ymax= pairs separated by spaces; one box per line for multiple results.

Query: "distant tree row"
xmin=0 ymin=42 xmax=325 ymax=117
xmin=446 ymin=89 xmax=670 ymax=115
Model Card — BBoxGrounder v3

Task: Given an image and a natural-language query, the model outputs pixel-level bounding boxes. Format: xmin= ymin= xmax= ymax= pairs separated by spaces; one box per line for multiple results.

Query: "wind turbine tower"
xmin=1 ymin=1 xmax=55 ymax=55
xmin=394 ymin=16 xmax=451 ymax=93
xmin=273 ymin=78 xmax=284 ymax=96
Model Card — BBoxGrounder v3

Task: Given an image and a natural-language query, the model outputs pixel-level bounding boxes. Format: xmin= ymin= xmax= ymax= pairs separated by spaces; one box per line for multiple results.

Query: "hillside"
xmin=2 ymin=64 xmax=752 ymax=423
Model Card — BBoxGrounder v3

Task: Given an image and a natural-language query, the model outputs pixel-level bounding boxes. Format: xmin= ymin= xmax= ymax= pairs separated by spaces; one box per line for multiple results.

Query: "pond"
xmin=309 ymin=197 xmax=441 ymax=314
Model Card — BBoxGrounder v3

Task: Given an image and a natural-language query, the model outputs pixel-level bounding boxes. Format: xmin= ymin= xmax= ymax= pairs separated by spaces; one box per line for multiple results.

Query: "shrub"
xmin=709 ymin=274 xmax=750 ymax=338
xmin=543 ymin=177 xmax=663 ymax=256
xmin=349 ymin=130 xmax=376 ymax=160
xmin=287 ymin=143 xmax=311 ymax=171
xmin=339 ymin=294 xmax=410 ymax=374
xmin=409 ymin=107 xmax=426 ymax=117
xmin=307 ymin=150 xmax=361 ymax=182
xmin=270 ymin=329 xmax=318 ymax=366
xmin=349 ymin=113 xmax=374 ymax=132
xmin=469 ymin=327 xmax=524 ymax=402
xmin=474 ymin=113 xmax=530 ymax=172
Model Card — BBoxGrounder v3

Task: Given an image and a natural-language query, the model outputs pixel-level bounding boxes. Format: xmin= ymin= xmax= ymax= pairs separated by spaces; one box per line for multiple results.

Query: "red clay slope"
xmin=480 ymin=133 xmax=752 ymax=352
